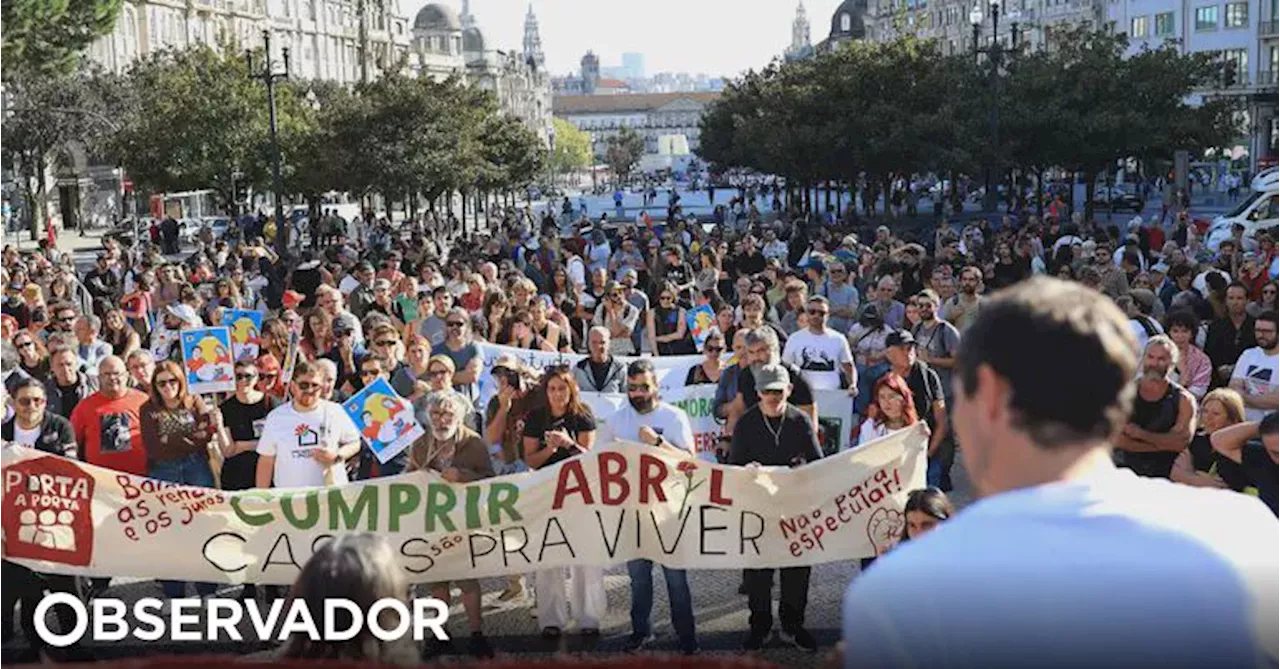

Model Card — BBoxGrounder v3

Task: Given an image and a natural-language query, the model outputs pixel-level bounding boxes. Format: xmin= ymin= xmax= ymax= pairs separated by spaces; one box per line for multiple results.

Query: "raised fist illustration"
xmin=866 ymin=507 xmax=904 ymax=556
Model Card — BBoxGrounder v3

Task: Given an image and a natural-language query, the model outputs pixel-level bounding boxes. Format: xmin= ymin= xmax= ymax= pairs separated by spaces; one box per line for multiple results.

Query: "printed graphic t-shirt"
xmin=1231 ymin=347 xmax=1279 ymax=421
xmin=782 ymin=328 xmax=854 ymax=390
xmin=256 ymin=400 xmax=360 ymax=488
xmin=69 ymin=390 xmax=150 ymax=475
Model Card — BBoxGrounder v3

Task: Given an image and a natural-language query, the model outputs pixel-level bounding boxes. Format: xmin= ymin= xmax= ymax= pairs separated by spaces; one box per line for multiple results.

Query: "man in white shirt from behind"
xmin=256 ymin=359 xmax=362 ymax=488
xmin=842 ymin=277 xmax=1278 ymax=669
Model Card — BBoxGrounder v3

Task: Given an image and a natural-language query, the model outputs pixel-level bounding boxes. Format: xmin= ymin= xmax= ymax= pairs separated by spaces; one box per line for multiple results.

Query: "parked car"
xmin=200 ymin=217 xmax=232 ymax=240
xmin=177 ymin=218 xmax=204 ymax=244
xmin=1092 ymin=186 xmax=1145 ymax=212
xmin=103 ymin=218 xmax=155 ymax=246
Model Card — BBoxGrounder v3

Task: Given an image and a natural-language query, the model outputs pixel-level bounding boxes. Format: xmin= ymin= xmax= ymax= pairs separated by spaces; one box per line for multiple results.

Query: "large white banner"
xmin=477 ymin=342 xmax=857 ymax=458
xmin=1 ymin=424 xmax=926 ymax=585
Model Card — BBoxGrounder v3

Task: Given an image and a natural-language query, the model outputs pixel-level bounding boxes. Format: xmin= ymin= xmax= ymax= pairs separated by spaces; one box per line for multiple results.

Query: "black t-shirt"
xmin=1185 ymin=432 xmax=1250 ymax=491
xmin=291 ymin=266 xmax=323 ymax=308
xmin=904 ymin=361 xmax=945 ymax=429
xmin=522 ymin=407 xmax=596 ymax=470
xmin=219 ymin=394 xmax=277 ymax=491
xmin=49 ymin=378 xmax=90 ymax=419
xmin=1240 ymin=442 xmax=1279 ymax=516
xmin=729 ymin=404 xmax=823 ymax=468
xmin=588 ymin=359 xmax=612 ymax=390
xmin=737 ymin=361 xmax=815 ymax=409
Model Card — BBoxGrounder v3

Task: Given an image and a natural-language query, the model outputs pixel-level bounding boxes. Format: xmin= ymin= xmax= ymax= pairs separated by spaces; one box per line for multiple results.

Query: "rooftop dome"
xmin=829 ymin=0 xmax=866 ymax=39
xmin=462 ymin=25 xmax=485 ymax=52
xmin=414 ymin=3 xmax=462 ymax=31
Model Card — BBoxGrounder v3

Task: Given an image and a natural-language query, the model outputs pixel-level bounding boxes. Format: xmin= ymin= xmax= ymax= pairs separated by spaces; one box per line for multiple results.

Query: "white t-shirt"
xmin=842 ymin=466 xmax=1279 ymax=669
xmin=12 ymin=423 xmax=40 ymax=448
xmin=256 ymin=400 xmax=361 ymax=488
xmin=605 ymin=402 xmax=696 ymax=455
xmin=853 ymin=420 xmax=891 ymax=449
xmin=782 ymin=328 xmax=853 ymax=390
xmin=1231 ymin=346 xmax=1280 ymax=421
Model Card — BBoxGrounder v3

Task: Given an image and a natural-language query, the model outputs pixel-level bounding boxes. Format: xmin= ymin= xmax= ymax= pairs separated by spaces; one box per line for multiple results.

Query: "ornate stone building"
xmin=784 ymin=2 xmax=815 ymax=62
xmin=410 ymin=1 xmax=553 ymax=144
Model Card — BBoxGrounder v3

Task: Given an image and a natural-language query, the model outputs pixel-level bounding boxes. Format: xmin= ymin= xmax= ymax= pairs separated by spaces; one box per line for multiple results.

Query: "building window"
xmin=1130 ymin=15 xmax=1148 ymax=37
xmin=1223 ymin=2 xmax=1247 ymax=28
xmin=1222 ymin=48 xmax=1248 ymax=80
xmin=1194 ymin=5 xmax=1218 ymax=30
xmin=840 ymin=12 xmax=851 ymax=32
xmin=1154 ymin=11 xmax=1175 ymax=36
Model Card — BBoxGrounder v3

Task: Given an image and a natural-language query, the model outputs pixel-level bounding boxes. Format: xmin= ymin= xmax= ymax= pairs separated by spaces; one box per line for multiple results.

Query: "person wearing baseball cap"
xmin=881 ymin=327 xmax=950 ymax=487
xmin=729 ymin=362 xmax=823 ymax=652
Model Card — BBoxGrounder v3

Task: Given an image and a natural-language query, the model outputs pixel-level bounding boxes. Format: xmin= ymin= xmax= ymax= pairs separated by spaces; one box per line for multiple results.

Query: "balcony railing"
xmin=1262 ymin=19 xmax=1279 ymax=38
xmin=1258 ymin=70 xmax=1278 ymax=87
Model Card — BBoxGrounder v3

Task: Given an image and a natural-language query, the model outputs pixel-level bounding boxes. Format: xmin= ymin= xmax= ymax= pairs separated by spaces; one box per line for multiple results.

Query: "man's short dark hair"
xmin=1261 ymin=412 xmax=1278 ymax=437
xmin=626 ymin=359 xmax=655 ymax=379
xmin=1257 ymin=309 xmax=1278 ymax=327
xmin=11 ymin=377 xmax=46 ymax=397
xmin=1226 ymin=280 xmax=1250 ymax=296
xmin=955 ymin=277 xmax=1138 ymax=448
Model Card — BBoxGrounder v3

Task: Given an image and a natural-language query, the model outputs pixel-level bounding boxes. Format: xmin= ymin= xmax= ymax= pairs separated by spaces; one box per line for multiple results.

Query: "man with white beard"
xmin=406 ymin=389 xmax=496 ymax=659
xmin=1113 ymin=335 xmax=1196 ymax=479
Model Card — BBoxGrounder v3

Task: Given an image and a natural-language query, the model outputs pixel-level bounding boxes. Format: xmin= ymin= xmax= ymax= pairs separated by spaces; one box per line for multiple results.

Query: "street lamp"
xmin=246 ymin=30 xmax=290 ymax=256
xmin=972 ymin=0 xmax=1016 ymax=213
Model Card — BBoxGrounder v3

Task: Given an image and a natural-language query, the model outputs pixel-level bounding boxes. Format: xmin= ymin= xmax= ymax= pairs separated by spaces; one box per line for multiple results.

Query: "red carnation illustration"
xmin=675 ymin=459 xmax=704 ymax=516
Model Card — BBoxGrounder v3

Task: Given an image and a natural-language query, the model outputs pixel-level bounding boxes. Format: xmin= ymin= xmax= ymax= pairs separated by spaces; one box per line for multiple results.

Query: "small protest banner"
xmin=342 ymin=378 xmax=423 ymax=464
xmin=224 ymin=309 xmax=263 ymax=362
xmin=0 ymin=424 xmax=927 ymax=585
xmin=180 ymin=327 xmax=234 ymax=394
xmin=685 ymin=304 xmax=717 ymax=351
xmin=280 ymin=330 xmax=300 ymax=384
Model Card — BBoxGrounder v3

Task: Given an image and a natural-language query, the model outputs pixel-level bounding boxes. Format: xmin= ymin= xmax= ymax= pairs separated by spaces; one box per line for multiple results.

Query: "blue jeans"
xmin=148 ymin=453 xmax=218 ymax=599
xmin=627 ymin=559 xmax=696 ymax=650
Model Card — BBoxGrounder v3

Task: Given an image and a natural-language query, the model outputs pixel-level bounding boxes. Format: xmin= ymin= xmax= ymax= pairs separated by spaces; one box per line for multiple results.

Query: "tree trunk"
xmin=1037 ymin=169 xmax=1046 ymax=219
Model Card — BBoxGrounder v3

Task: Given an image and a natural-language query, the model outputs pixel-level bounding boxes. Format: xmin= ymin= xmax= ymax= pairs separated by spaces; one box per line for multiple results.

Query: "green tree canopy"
xmin=605 ymin=126 xmax=645 ymax=184
xmin=2 ymin=0 xmax=123 ymax=80
xmin=550 ymin=117 xmax=592 ymax=176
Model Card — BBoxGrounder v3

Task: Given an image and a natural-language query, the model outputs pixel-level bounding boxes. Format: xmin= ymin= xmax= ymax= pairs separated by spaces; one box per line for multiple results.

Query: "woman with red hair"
xmin=854 ymin=373 xmax=918 ymax=447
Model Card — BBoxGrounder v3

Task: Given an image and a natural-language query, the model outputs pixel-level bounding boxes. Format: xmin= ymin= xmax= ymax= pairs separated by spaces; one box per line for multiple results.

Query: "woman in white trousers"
xmin=535 ymin=565 xmax=607 ymax=636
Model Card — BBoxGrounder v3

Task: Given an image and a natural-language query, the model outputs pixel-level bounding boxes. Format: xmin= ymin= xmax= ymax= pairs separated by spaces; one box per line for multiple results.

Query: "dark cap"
xmin=859 ymin=303 xmax=882 ymax=321
xmin=886 ymin=329 xmax=916 ymax=347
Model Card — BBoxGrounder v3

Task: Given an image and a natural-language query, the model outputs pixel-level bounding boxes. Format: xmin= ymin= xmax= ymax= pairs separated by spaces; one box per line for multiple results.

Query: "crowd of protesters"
xmin=1 ymin=188 xmax=1276 ymax=661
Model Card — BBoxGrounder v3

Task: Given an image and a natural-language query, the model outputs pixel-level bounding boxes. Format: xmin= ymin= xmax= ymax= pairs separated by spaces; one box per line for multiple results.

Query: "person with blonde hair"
xmin=278 ymin=534 xmax=419 ymax=664
xmin=1171 ymin=388 xmax=1246 ymax=489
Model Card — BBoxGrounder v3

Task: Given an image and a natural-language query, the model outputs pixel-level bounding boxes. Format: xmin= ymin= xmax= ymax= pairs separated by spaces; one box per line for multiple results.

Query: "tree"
xmin=111 ymin=44 xmax=313 ymax=215
xmin=2 ymin=0 xmax=123 ymax=81
xmin=1 ymin=64 xmax=124 ymax=238
xmin=549 ymin=118 xmax=591 ymax=181
xmin=605 ymin=126 xmax=644 ymax=185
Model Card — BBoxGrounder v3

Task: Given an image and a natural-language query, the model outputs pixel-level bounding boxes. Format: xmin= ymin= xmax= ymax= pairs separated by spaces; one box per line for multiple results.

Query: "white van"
xmin=1206 ymin=167 xmax=1278 ymax=251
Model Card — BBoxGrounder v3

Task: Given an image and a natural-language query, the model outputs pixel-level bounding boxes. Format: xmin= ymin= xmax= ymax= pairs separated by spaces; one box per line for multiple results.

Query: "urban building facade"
xmin=864 ymin=0 xmax=1103 ymax=55
xmin=552 ymin=91 xmax=719 ymax=161
xmin=1108 ymin=0 xmax=1277 ymax=171
xmin=87 ymin=0 xmax=411 ymax=83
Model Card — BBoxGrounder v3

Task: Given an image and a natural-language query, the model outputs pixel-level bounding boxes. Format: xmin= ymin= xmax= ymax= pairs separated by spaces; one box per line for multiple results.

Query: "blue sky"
xmin=401 ymin=0 xmax=845 ymax=78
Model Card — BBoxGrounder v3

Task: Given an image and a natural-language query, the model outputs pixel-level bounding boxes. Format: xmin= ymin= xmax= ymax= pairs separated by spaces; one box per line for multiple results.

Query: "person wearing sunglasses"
xmin=217 ymin=360 xmax=278 ymax=492
xmin=782 ymin=295 xmax=856 ymax=394
xmin=139 ymin=360 xmax=223 ymax=598
xmin=255 ymin=359 xmax=362 ymax=489
xmin=13 ymin=331 xmax=50 ymax=383
xmin=605 ymin=359 xmax=700 ymax=654
xmin=431 ymin=307 xmax=482 ymax=402
xmin=685 ymin=330 xmax=726 ymax=386
xmin=1 ymin=378 xmax=94 ymax=661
